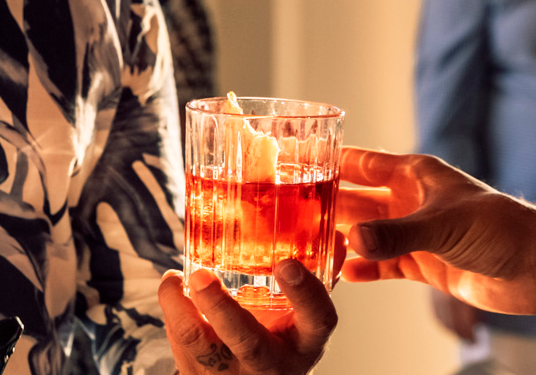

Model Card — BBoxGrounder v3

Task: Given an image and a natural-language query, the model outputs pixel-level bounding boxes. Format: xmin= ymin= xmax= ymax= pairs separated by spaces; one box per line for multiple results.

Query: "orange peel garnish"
xmin=223 ymin=92 xmax=279 ymax=183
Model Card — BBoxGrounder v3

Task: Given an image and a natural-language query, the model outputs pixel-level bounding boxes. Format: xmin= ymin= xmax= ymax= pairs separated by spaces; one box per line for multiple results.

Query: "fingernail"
xmin=277 ymin=261 xmax=304 ymax=286
xmin=162 ymin=269 xmax=183 ymax=282
xmin=360 ymin=225 xmax=378 ymax=253
xmin=190 ymin=269 xmax=216 ymax=292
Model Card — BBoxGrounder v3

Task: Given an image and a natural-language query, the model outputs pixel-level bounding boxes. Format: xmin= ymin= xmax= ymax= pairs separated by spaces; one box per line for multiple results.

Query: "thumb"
xmin=274 ymin=259 xmax=338 ymax=352
xmin=349 ymin=211 xmax=446 ymax=261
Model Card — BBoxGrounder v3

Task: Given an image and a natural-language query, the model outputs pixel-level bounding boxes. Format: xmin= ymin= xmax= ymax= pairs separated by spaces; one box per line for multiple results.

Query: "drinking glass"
xmin=184 ymin=95 xmax=344 ymax=310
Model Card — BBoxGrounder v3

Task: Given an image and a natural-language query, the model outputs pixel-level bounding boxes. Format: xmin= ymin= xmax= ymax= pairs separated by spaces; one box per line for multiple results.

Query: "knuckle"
xmin=310 ymin=309 xmax=339 ymax=340
xmin=294 ymin=291 xmax=338 ymax=339
xmin=171 ymin=319 xmax=206 ymax=348
xmin=201 ymin=289 xmax=236 ymax=318
xmin=409 ymin=153 xmax=444 ymax=174
xmin=323 ymin=309 xmax=339 ymax=334
xmin=232 ymin=334 xmax=271 ymax=365
xmin=292 ymin=286 xmax=321 ymax=308
xmin=158 ymin=276 xmax=180 ymax=300
xmin=411 ymin=153 xmax=440 ymax=165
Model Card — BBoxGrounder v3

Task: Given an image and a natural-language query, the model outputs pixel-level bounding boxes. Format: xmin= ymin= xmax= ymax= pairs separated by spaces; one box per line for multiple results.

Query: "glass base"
xmin=184 ymin=261 xmax=292 ymax=310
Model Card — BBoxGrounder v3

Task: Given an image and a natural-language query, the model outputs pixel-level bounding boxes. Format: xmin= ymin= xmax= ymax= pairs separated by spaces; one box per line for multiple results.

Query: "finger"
xmin=159 ymin=270 xmax=215 ymax=349
xmin=336 ymin=187 xmax=390 ymax=225
xmin=347 ymin=207 xmax=447 ymax=261
xmin=341 ymin=254 xmax=429 ymax=284
xmin=332 ymin=231 xmax=348 ymax=285
xmin=158 ymin=270 xmax=237 ymax=374
xmin=340 ymin=147 xmax=464 ymax=195
xmin=341 ymin=257 xmax=380 ymax=282
xmin=341 ymin=257 xmax=399 ymax=282
xmin=340 ymin=146 xmax=404 ymax=187
xmin=275 ymin=259 xmax=338 ymax=353
xmin=188 ymin=269 xmax=277 ymax=371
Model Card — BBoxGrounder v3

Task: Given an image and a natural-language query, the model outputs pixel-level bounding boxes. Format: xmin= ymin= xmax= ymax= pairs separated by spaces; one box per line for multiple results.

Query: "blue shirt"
xmin=416 ymin=0 xmax=536 ymax=336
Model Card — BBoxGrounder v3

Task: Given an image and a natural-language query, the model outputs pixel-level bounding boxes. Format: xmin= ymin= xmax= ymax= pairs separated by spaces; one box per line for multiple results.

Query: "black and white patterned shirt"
xmin=0 ymin=0 xmax=209 ymax=373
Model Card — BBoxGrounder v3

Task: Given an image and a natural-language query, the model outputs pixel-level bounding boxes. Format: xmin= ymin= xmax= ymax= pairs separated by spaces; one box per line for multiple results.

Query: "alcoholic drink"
xmin=184 ymin=94 xmax=344 ymax=310
xmin=185 ymin=173 xmax=339 ymax=309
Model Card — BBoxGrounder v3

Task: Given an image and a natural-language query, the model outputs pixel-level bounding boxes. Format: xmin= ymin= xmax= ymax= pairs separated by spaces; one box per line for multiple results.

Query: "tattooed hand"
xmin=158 ymin=233 xmax=345 ymax=374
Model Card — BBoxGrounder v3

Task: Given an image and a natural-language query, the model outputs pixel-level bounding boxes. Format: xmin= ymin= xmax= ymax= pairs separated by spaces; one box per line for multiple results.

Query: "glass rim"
xmin=185 ymin=96 xmax=345 ymax=119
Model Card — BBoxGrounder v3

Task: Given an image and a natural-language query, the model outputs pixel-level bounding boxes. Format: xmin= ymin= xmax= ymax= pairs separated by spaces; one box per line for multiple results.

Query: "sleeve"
xmin=0 ymin=1 xmax=81 ymax=374
xmin=71 ymin=2 xmax=185 ymax=374
xmin=415 ymin=0 xmax=491 ymax=178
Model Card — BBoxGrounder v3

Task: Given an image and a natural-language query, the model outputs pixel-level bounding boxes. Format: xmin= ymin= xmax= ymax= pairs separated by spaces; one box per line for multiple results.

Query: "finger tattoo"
xmin=196 ymin=343 xmax=234 ymax=371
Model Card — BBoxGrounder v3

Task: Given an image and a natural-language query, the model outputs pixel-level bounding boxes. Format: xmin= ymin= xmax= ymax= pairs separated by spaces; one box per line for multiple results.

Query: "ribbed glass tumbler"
xmin=184 ymin=95 xmax=344 ymax=310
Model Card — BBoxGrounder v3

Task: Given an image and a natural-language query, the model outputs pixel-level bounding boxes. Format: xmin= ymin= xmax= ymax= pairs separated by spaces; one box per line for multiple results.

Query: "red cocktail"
xmin=184 ymin=93 xmax=344 ymax=309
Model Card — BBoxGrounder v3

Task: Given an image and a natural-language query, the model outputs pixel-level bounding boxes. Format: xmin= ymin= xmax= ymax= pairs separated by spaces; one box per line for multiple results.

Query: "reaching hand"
xmin=337 ymin=146 xmax=536 ymax=314
xmin=158 ymin=233 xmax=346 ymax=374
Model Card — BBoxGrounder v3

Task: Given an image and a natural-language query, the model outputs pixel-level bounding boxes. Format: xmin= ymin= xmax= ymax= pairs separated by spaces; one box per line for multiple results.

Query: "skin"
xmin=158 ymin=233 xmax=346 ymax=375
xmin=337 ymin=146 xmax=536 ymax=314
xmin=158 ymin=145 xmax=536 ymax=373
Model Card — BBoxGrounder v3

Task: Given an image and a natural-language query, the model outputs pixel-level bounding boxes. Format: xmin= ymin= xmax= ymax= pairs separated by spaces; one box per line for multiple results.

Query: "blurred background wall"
xmin=202 ymin=1 xmax=460 ymax=373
